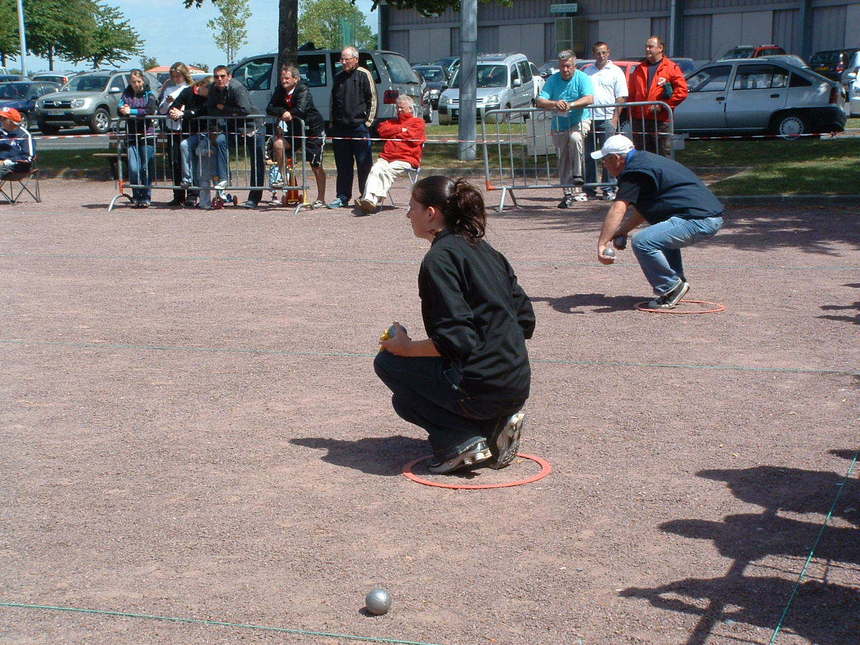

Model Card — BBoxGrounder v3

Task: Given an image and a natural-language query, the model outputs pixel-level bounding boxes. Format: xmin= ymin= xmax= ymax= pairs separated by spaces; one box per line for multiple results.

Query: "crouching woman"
xmin=374 ymin=176 xmax=535 ymax=475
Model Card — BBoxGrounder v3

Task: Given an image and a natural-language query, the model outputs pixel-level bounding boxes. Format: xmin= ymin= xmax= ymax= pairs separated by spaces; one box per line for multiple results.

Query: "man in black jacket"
xmin=329 ymin=47 xmax=377 ymax=208
xmin=207 ymin=65 xmax=266 ymax=208
xmin=594 ymin=134 xmax=724 ymax=309
xmin=267 ymin=64 xmax=328 ymax=208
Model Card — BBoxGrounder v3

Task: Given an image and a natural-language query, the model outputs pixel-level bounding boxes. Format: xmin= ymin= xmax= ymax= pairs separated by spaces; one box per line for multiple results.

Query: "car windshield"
xmin=64 ymin=75 xmax=110 ymax=92
xmin=451 ymin=65 xmax=507 ymax=88
xmin=0 ymin=82 xmax=27 ymax=98
xmin=382 ymin=53 xmax=419 ymax=84
xmin=722 ymin=47 xmax=754 ymax=59
xmin=416 ymin=67 xmax=444 ymax=82
xmin=810 ymin=51 xmax=838 ymax=66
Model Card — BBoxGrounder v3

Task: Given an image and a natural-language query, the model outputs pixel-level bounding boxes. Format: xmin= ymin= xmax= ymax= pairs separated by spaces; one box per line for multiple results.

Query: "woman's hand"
xmin=118 ymin=105 xmax=130 ymax=117
xmin=379 ymin=322 xmax=411 ymax=355
xmin=281 ymin=111 xmax=293 ymax=122
xmin=168 ymin=107 xmax=183 ymax=120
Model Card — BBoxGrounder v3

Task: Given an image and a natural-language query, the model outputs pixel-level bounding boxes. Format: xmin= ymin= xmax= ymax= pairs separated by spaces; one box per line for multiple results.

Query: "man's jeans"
xmin=332 ymin=124 xmax=372 ymax=202
xmin=127 ymin=142 xmax=154 ymax=201
xmin=584 ymin=119 xmax=616 ymax=197
xmin=373 ymin=351 xmax=522 ymax=457
xmin=631 ymin=215 xmax=724 ymax=294
xmin=215 ymin=131 xmax=266 ymax=203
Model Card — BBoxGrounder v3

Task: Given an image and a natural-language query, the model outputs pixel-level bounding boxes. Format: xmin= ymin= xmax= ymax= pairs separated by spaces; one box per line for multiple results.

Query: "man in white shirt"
xmin=582 ymin=42 xmax=628 ymax=200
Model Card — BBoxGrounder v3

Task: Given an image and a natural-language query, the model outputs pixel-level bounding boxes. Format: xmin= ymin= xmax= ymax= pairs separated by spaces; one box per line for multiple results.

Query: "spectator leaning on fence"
xmin=593 ymin=134 xmax=724 ymax=309
xmin=157 ymin=62 xmax=193 ymax=207
xmin=267 ymin=64 xmax=328 ymax=209
xmin=626 ymin=36 xmax=688 ymax=157
xmin=207 ymin=64 xmax=266 ymax=209
xmin=328 ymin=46 xmax=377 ymax=209
xmin=356 ymin=94 xmax=426 ymax=215
xmin=582 ymin=42 xmax=628 ymax=200
xmin=170 ymin=75 xmax=212 ymax=208
xmin=118 ymin=69 xmax=158 ymax=208
xmin=536 ymin=50 xmax=594 ymax=208
xmin=0 ymin=107 xmax=35 ymax=180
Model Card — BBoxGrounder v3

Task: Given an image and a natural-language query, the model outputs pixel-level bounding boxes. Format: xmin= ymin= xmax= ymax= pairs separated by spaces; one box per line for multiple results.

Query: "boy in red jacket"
xmin=357 ymin=95 xmax=426 ymax=214
xmin=626 ymin=36 xmax=688 ymax=156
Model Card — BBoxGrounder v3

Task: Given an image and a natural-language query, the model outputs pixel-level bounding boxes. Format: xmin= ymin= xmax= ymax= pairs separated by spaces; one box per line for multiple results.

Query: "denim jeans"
xmin=584 ymin=119 xmax=617 ymax=196
xmin=179 ymin=133 xmax=201 ymax=186
xmin=632 ymin=215 xmax=723 ymax=294
xmin=332 ymin=124 xmax=372 ymax=202
xmin=214 ymin=131 xmax=266 ymax=203
xmin=127 ymin=142 xmax=154 ymax=201
xmin=373 ymin=351 xmax=523 ymax=457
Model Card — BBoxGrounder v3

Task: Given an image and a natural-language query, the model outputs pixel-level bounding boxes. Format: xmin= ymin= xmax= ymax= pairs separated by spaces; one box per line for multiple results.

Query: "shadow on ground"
xmin=819 ymin=283 xmax=860 ymax=325
xmin=531 ymin=293 xmax=642 ymax=314
xmin=291 ymin=435 xmax=428 ymax=476
xmin=620 ymin=452 xmax=860 ymax=645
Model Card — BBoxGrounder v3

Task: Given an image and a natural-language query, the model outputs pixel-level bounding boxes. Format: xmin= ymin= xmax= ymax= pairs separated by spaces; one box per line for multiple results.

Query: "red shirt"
xmin=627 ymin=57 xmax=688 ymax=121
xmin=377 ymin=112 xmax=426 ymax=168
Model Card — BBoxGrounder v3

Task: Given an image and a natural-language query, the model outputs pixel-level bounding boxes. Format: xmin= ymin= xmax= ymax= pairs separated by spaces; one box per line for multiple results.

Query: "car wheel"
xmin=89 ymin=108 xmax=111 ymax=134
xmin=772 ymin=112 xmax=807 ymax=140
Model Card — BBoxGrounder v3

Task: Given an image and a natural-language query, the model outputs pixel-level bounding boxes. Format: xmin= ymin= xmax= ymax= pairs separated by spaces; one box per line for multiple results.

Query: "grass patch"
xmin=38 ymin=148 xmax=109 ymax=172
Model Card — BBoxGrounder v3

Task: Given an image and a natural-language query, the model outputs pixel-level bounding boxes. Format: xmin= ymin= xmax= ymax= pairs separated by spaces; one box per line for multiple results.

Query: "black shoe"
xmin=557 ymin=194 xmax=575 ymax=209
xmin=167 ymin=198 xmax=183 ymax=207
xmin=487 ymin=411 xmax=525 ymax=470
xmin=183 ymin=198 xmax=197 ymax=208
xmin=647 ymin=280 xmax=690 ymax=309
xmin=428 ymin=438 xmax=492 ymax=475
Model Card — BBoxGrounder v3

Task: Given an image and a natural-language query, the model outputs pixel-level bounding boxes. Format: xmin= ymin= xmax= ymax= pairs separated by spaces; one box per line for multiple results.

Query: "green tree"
xmin=26 ymin=0 xmax=96 ymax=70
xmin=298 ymin=0 xmax=375 ymax=50
xmin=140 ymin=55 xmax=158 ymax=70
xmin=85 ymin=2 xmax=143 ymax=69
xmin=206 ymin=0 xmax=251 ymax=64
xmin=0 ymin=0 xmax=19 ymax=67
xmin=191 ymin=62 xmax=210 ymax=72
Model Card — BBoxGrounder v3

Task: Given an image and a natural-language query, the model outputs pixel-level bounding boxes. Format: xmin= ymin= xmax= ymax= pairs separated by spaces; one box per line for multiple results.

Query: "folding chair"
xmin=386 ymin=143 xmax=425 ymax=206
xmin=0 ymin=164 xmax=40 ymax=203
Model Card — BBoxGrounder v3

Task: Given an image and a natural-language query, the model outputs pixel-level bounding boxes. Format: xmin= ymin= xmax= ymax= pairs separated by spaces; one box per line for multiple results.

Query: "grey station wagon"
xmin=673 ymin=59 xmax=846 ymax=138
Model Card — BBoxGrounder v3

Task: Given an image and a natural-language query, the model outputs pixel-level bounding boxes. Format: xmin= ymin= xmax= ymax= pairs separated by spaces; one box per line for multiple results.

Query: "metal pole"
xmin=16 ymin=0 xmax=27 ymax=76
xmin=458 ymin=0 xmax=477 ymax=160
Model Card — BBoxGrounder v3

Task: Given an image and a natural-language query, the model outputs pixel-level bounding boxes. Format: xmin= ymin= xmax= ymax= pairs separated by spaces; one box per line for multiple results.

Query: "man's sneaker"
xmin=356 ymin=197 xmax=378 ymax=214
xmin=647 ymin=280 xmax=690 ymax=309
xmin=428 ymin=438 xmax=492 ymax=475
xmin=327 ymin=197 xmax=347 ymax=208
xmin=487 ymin=411 xmax=525 ymax=470
xmin=311 ymin=200 xmax=327 ymax=209
xmin=573 ymin=192 xmax=588 ymax=202
xmin=183 ymin=198 xmax=198 ymax=208
xmin=242 ymin=200 xmax=258 ymax=209
xmin=558 ymin=194 xmax=575 ymax=208
xmin=602 ymin=188 xmax=617 ymax=200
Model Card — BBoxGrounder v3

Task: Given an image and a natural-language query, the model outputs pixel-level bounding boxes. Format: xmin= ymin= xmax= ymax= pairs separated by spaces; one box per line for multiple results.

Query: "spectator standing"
xmin=207 ymin=64 xmax=265 ymax=208
xmin=356 ymin=94 xmax=425 ymax=214
xmin=0 ymin=107 xmax=35 ymax=180
xmin=536 ymin=50 xmax=594 ymax=207
xmin=118 ymin=69 xmax=157 ymax=208
xmin=329 ymin=46 xmax=377 ymax=209
xmin=157 ymin=62 xmax=192 ymax=206
xmin=582 ymin=42 xmax=627 ymax=200
xmin=592 ymin=135 xmax=723 ymax=309
xmin=170 ymin=75 xmax=212 ymax=207
xmin=626 ymin=36 xmax=688 ymax=157
xmin=267 ymin=64 xmax=328 ymax=209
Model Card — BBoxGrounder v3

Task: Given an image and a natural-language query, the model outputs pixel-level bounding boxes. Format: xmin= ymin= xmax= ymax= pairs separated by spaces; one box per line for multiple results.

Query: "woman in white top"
xmin=158 ymin=62 xmax=193 ymax=206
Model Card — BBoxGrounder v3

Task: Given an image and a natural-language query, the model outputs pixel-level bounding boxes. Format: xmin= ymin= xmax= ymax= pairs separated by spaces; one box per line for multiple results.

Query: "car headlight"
xmin=71 ymin=98 xmax=87 ymax=108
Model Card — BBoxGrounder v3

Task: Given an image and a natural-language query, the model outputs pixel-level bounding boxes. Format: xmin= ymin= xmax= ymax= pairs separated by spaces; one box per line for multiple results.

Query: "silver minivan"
xmin=231 ymin=49 xmax=426 ymax=125
xmin=437 ymin=53 xmax=536 ymax=124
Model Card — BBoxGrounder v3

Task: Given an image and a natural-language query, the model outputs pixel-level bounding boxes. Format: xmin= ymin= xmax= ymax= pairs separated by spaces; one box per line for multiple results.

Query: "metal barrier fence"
xmin=481 ymin=101 xmax=676 ymax=211
xmin=107 ymin=114 xmax=311 ymax=214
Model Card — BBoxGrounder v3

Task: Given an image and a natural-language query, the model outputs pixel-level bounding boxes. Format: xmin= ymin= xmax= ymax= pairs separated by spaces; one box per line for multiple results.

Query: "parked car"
xmin=0 ymin=81 xmax=61 ymax=130
xmin=31 ymin=73 xmax=69 ymax=86
xmin=673 ymin=58 xmax=699 ymax=75
xmin=718 ymin=45 xmax=786 ymax=60
xmin=146 ymin=65 xmax=209 ymax=86
xmin=530 ymin=61 xmax=545 ymax=99
xmin=34 ymin=69 xmax=159 ymax=134
xmin=231 ymin=49 xmax=428 ymax=127
xmin=673 ymin=58 xmax=846 ymax=138
xmin=0 ymin=74 xmax=27 ymax=83
xmin=610 ymin=60 xmax=640 ymax=84
xmin=538 ymin=60 xmax=559 ymax=79
xmin=413 ymin=64 xmax=447 ymax=109
xmin=809 ymin=48 xmax=860 ymax=82
xmin=841 ymin=50 xmax=860 ymax=115
xmin=757 ymin=54 xmax=809 ymax=69
xmin=437 ymin=52 xmax=536 ymax=124
xmin=433 ymin=56 xmax=460 ymax=81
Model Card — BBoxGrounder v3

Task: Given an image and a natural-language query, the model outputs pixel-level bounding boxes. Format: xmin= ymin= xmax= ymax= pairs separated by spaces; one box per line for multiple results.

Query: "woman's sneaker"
xmin=428 ymin=438 xmax=492 ymax=475
xmin=487 ymin=411 xmax=525 ymax=469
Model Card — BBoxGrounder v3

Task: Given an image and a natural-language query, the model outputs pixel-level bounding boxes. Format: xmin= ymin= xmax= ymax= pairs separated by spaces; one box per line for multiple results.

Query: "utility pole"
xmin=16 ymin=0 xmax=27 ymax=76
xmin=457 ymin=0 xmax=477 ymax=160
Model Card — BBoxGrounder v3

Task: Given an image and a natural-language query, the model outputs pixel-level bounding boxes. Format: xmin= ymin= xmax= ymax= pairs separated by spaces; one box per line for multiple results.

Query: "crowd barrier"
xmin=481 ymin=101 xmax=675 ymax=212
xmin=107 ymin=114 xmax=311 ymax=214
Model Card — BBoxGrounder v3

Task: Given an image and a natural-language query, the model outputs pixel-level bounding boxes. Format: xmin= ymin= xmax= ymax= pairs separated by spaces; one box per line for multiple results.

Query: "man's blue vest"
xmin=621 ymin=150 xmax=724 ymax=223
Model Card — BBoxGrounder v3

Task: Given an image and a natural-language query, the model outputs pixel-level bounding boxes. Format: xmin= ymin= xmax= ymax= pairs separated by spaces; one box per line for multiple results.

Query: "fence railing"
xmin=481 ymin=101 xmax=676 ymax=211
xmin=107 ymin=114 xmax=310 ymax=214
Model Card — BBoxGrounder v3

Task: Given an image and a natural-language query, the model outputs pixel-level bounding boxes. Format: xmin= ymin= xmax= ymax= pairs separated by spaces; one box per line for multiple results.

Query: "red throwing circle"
xmin=402 ymin=453 xmax=552 ymax=490
xmin=635 ymin=299 xmax=726 ymax=314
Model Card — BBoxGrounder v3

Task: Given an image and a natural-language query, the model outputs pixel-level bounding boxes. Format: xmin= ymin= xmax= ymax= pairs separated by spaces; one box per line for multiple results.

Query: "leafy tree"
xmin=192 ymin=62 xmax=210 ymax=71
xmin=140 ymin=55 xmax=158 ymax=70
xmin=298 ymin=0 xmax=376 ymax=50
xmin=369 ymin=0 xmax=512 ymax=17
xmin=0 ymin=0 xmax=19 ymax=67
xmin=85 ymin=2 xmax=143 ymax=69
xmin=206 ymin=0 xmax=251 ymax=64
xmin=26 ymin=0 xmax=96 ymax=70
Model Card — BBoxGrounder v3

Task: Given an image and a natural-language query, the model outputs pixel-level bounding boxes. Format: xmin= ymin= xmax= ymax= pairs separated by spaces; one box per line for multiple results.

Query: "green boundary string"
xmin=769 ymin=452 xmax=859 ymax=644
xmin=0 ymin=602 xmax=447 ymax=645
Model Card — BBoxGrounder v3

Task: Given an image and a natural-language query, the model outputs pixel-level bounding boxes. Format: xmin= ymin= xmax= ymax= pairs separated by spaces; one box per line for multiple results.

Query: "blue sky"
xmin=21 ymin=0 xmax=379 ymax=74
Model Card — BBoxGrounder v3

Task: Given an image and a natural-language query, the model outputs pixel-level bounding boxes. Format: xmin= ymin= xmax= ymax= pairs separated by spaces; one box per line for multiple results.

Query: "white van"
xmin=231 ymin=49 xmax=427 ymax=125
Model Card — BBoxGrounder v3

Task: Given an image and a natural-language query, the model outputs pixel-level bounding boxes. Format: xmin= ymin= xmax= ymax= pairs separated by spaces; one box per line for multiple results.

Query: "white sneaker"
xmin=573 ymin=192 xmax=588 ymax=202
xmin=602 ymin=189 xmax=617 ymax=200
xmin=357 ymin=197 xmax=378 ymax=214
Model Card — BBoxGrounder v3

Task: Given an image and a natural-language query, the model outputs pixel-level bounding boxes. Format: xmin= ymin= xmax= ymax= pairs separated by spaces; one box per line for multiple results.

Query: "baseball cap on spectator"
xmin=590 ymin=134 xmax=635 ymax=159
xmin=0 ymin=107 xmax=23 ymax=123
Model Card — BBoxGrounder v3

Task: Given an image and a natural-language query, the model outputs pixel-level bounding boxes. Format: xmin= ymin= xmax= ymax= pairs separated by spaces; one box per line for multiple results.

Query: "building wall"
xmin=383 ymin=0 xmax=860 ymax=64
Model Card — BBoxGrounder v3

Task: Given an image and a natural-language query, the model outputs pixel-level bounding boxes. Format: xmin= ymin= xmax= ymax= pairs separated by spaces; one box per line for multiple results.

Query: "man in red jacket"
xmin=357 ymin=95 xmax=426 ymax=214
xmin=626 ymin=36 xmax=688 ymax=156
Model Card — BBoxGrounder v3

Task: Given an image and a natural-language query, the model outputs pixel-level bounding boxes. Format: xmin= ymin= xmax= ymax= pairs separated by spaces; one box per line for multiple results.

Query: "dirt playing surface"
xmin=1 ymin=179 xmax=858 ymax=645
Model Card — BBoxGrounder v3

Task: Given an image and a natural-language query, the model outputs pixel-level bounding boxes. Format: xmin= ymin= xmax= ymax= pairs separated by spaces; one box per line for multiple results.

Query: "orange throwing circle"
xmin=635 ymin=299 xmax=726 ymax=314
xmin=402 ymin=453 xmax=552 ymax=489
